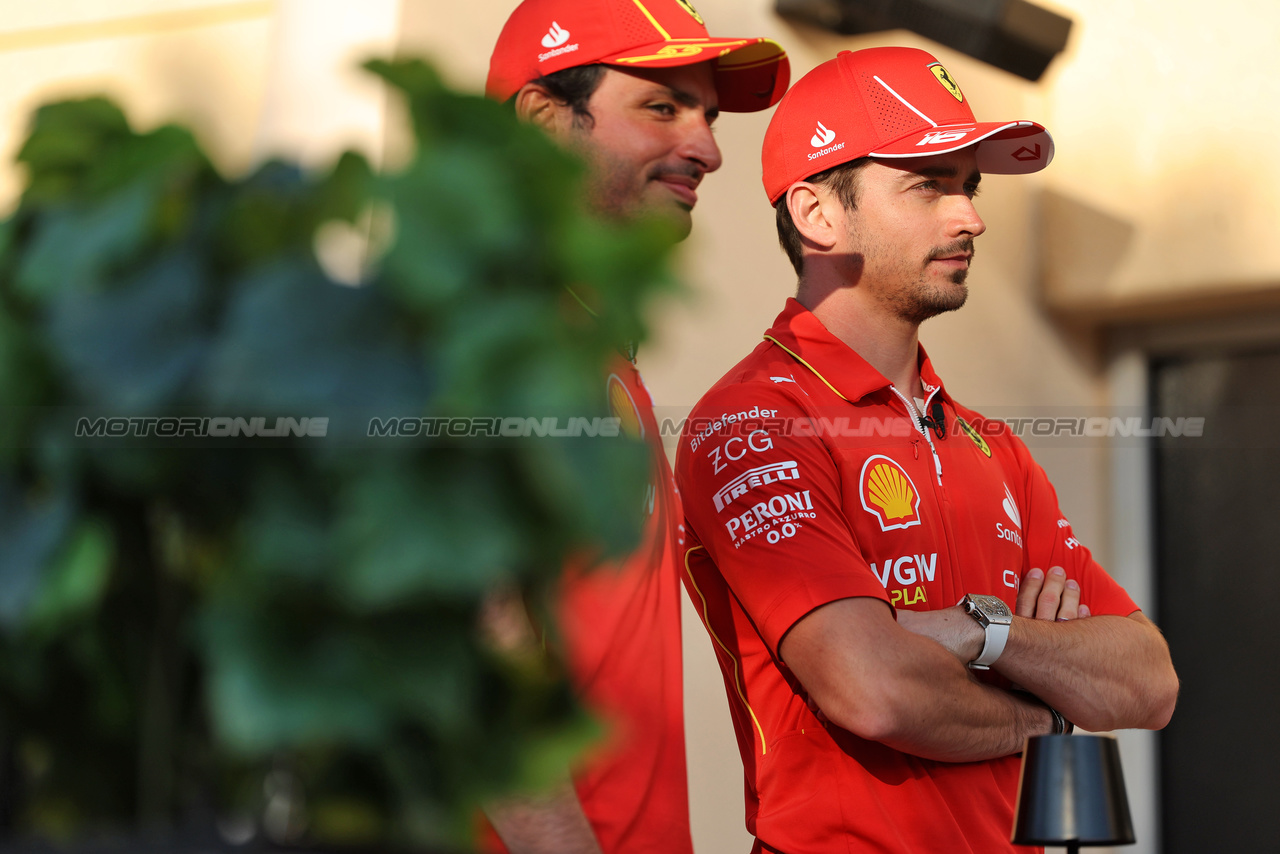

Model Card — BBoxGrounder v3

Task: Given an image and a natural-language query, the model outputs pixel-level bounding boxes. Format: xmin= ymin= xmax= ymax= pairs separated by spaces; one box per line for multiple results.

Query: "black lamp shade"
xmin=1012 ymin=734 xmax=1136 ymax=847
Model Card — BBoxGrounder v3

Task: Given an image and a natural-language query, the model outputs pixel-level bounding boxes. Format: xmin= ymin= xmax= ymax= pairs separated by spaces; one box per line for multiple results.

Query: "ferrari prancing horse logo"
xmin=675 ymin=0 xmax=705 ymax=25
xmin=929 ymin=62 xmax=964 ymax=102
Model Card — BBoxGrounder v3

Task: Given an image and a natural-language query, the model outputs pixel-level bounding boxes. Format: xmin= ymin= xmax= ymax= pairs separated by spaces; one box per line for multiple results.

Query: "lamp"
xmin=774 ymin=0 xmax=1073 ymax=82
xmin=1012 ymin=734 xmax=1136 ymax=853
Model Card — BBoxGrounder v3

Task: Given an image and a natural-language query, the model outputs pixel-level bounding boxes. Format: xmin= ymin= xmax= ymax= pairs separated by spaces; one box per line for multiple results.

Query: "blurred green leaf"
xmin=0 ymin=484 xmax=73 ymax=631
xmin=204 ymin=261 xmax=429 ymax=416
xmin=0 ymin=56 xmax=677 ymax=847
xmin=45 ymin=251 xmax=209 ymax=408
xmin=26 ymin=519 xmax=113 ymax=635
xmin=236 ymin=466 xmax=335 ymax=584
xmin=333 ymin=456 xmax=520 ymax=607
xmin=16 ymin=181 xmax=157 ymax=299
xmin=16 ymin=98 xmax=132 ymax=206
xmin=200 ymin=605 xmax=390 ymax=752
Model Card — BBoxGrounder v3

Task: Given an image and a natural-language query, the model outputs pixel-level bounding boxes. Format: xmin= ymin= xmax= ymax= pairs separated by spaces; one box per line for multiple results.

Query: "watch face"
xmin=969 ymin=594 xmax=1013 ymax=620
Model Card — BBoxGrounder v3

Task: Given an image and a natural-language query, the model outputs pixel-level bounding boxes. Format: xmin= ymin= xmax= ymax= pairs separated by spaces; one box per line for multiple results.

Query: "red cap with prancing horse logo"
xmin=762 ymin=47 xmax=1053 ymax=202
xmin=487 ymin=0 xmax=789 ymax=113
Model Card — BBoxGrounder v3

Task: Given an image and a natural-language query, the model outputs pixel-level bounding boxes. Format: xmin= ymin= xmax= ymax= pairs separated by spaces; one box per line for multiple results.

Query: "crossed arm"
xmin=779 ymin=568 xmax=1178 ymax=763
xmin=781 ymin=595 xmax=1057 ymax=763
xmin=1000 ymin=569 xmax=1176 ymax=731
xmin=898 ymin=567 xmax=1178 ymax=732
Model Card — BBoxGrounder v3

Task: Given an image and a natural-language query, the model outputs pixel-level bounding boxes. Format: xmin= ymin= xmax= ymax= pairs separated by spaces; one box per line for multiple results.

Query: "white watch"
xmin=961 ymin=593 xmax=1012 ymax=670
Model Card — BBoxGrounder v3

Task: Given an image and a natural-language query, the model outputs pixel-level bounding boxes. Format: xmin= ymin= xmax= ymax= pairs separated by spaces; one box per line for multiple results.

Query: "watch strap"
xmin=969 ymin=619 xmax=1009 ymax=670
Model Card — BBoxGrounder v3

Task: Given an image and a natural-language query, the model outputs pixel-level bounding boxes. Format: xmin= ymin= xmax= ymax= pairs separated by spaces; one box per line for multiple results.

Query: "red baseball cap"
xmin=762 ymin=47 xmax=1053 ymax=202
xmin=487 ymin=0 xmax=789 ymax=113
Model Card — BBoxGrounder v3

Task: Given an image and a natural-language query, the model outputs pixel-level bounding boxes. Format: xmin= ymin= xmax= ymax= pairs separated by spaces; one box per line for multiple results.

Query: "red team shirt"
xmin=486 ymin=358 xmax=694 ymax=854
xmin=676 ymin=300 xmax=1139 ymax=853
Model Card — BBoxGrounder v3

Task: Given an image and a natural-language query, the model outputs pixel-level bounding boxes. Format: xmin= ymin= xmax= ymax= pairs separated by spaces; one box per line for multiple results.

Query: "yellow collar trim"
xmin=763 ymin=334 xmax=850 ymax=402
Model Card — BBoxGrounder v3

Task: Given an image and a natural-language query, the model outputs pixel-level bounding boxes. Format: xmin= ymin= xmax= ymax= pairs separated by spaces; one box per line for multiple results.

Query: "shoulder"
xmin=676 ymin=344 xmax=830 ymax=483
xmin=701 ymin=337 xmax=814 ymax=401
xmin=949 ymin=400 xmax=1032 ymax=464
xmin=684 ymin=341 xmax=816 ymax=439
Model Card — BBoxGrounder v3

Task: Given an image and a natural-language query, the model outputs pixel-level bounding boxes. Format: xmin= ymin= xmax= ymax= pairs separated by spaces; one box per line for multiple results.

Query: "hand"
xmin=896 ymin=606 xmax=985 ymax=663
xmin=1016 ymin=566 xmax=1090 ymax=621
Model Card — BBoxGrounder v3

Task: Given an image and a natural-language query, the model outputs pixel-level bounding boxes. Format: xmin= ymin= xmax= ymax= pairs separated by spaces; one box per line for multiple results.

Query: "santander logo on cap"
xmin=537 ymin=20 xmax=579 ymax=63
xmin=807 ymin=119 xmax=845 ymax=161
xmin=810 ymin=121 xmax=836 ymax=148
xmin=541 ymin=21 xmax=570 ymax=48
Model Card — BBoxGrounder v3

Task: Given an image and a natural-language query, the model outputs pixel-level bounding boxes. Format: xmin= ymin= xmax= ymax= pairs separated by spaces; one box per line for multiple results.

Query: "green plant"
xmin=0 ymin=60 xmax=677 ymax=849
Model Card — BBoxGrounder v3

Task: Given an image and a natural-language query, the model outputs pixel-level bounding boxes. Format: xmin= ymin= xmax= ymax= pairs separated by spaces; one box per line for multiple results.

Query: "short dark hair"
xmin=774 ymin=157 xmax=872 ymax=276
xmin=522 ymin=64 xmax=607 ymax=127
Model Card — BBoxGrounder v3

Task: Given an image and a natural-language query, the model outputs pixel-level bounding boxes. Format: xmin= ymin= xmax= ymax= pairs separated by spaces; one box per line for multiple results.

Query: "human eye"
xmin=646 ymin=101 xmax=676 ymax=117
xmin=965 ymin=182 xmax=982 ymax=199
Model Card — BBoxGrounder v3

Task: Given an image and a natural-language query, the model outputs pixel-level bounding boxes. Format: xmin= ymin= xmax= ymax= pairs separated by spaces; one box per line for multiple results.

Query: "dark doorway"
xmin=1153 ymin=347 xmax=1280 ymax=852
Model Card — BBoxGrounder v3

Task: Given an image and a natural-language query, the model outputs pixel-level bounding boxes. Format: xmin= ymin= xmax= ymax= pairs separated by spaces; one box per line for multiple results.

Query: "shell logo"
xmin=859 ymin=455 xmax=922 ymax=531
xmin=606 ymin=374 xmax=644 ymax=439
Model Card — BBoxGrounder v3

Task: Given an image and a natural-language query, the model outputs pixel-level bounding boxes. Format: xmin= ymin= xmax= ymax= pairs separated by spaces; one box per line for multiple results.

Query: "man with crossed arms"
xmin=676 ymin=47 xmax=1177 ymax=852
xmin=483 ymin=1 xmax=788 ymax=851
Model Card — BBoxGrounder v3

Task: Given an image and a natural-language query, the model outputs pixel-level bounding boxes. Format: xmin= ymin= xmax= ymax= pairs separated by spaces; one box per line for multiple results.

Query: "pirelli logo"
xmin=712 ymin=460 xmax=800 ymax=512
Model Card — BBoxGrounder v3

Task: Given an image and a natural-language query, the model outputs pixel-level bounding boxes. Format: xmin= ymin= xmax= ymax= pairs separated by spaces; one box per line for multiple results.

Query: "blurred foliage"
xmin=0 ymin=60 xmax=678 ymax=849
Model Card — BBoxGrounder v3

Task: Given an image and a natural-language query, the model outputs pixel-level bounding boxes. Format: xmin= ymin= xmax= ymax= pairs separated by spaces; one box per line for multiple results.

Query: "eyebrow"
xmin=645 ymin=83 xmax=720 ymax=121
xmin=908 ymin=164 xmax=982 ymax=185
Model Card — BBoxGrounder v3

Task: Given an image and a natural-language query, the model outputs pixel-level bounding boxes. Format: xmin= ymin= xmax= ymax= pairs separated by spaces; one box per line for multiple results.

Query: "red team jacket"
xmin=486 ymin=358 xmax=694 ymax=854
xmin=676 ymin=300 xmax=1139 ymax=853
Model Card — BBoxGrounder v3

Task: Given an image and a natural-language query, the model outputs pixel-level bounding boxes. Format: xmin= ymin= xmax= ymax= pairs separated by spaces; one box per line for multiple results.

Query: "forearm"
xmin=485 ymin=783 xmax=603 ymax=854
xmin=866 ymin=636 xmax=1057 ymax=762
xmin=996 ymin=613 xmax=1178 ymax=732
xmin=784 ymin=598 xmax=1055 ymax=763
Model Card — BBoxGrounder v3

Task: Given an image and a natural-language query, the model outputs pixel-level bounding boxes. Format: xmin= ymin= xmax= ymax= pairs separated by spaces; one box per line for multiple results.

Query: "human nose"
xmin=950 ymin=195 xmax=985 ymax=238
xmin=679 ymin=117 xmax=722 ymax=174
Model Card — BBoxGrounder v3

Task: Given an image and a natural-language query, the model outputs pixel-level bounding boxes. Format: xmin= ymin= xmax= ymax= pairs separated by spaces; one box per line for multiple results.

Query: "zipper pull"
xmin=912 ymin=438 xmax=920 ymax=460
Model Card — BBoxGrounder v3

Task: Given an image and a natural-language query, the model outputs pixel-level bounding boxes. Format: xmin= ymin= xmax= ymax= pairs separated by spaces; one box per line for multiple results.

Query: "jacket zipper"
xmin=888 ymin=385 xmax=943 ymax=485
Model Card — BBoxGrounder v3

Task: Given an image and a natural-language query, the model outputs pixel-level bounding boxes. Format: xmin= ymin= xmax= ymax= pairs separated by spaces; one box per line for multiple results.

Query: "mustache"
xmin=647 ymin=162 xmax=704 ymax=183
xmin=927 ymin=238 xmax=975 ymax=261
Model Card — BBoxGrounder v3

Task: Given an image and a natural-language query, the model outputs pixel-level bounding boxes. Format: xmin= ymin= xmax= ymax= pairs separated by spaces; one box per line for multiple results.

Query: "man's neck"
xmin=798 ymin=281 xmax=924 ymax=399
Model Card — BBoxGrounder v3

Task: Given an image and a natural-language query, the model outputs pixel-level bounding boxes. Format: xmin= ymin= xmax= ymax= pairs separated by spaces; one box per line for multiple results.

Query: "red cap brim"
xmin=603 ymin=38 xmax=789 ymax=113
xmin=871 ymin=121 xmax=1054 ymax=174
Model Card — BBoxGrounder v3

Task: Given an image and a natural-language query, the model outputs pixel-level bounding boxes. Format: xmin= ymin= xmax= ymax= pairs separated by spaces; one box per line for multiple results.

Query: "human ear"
xmin=514 ymin=84 xmax=573 ymax=138
xmin=787 ymin=183 xmax=840 ymax=253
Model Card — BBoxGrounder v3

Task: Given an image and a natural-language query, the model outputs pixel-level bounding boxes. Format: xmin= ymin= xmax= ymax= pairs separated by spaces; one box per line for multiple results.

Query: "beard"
xmin=880 ymin=238 xmax=974 ymax=325
xmin=580 ymin=154 xmax=699 ymax=240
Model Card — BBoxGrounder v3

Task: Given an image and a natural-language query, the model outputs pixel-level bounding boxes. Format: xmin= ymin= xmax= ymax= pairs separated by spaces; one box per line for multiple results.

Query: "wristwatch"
xmin=961 ymin=593 xmax=1013 ymax=670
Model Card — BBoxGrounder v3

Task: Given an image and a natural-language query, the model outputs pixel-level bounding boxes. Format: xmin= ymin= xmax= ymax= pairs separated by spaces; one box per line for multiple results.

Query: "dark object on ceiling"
xmin=774 ymin=0 xmax=1073 ymax=81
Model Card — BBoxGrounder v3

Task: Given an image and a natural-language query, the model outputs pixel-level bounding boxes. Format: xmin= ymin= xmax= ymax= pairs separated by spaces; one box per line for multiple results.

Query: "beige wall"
xmin=1041 ymin=0 xmax=1280 ymax=321
xmin=0 ymin=1 xmax=275 ymax=212
xmin=7 ymin=2 xmax=1275 ymax=852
